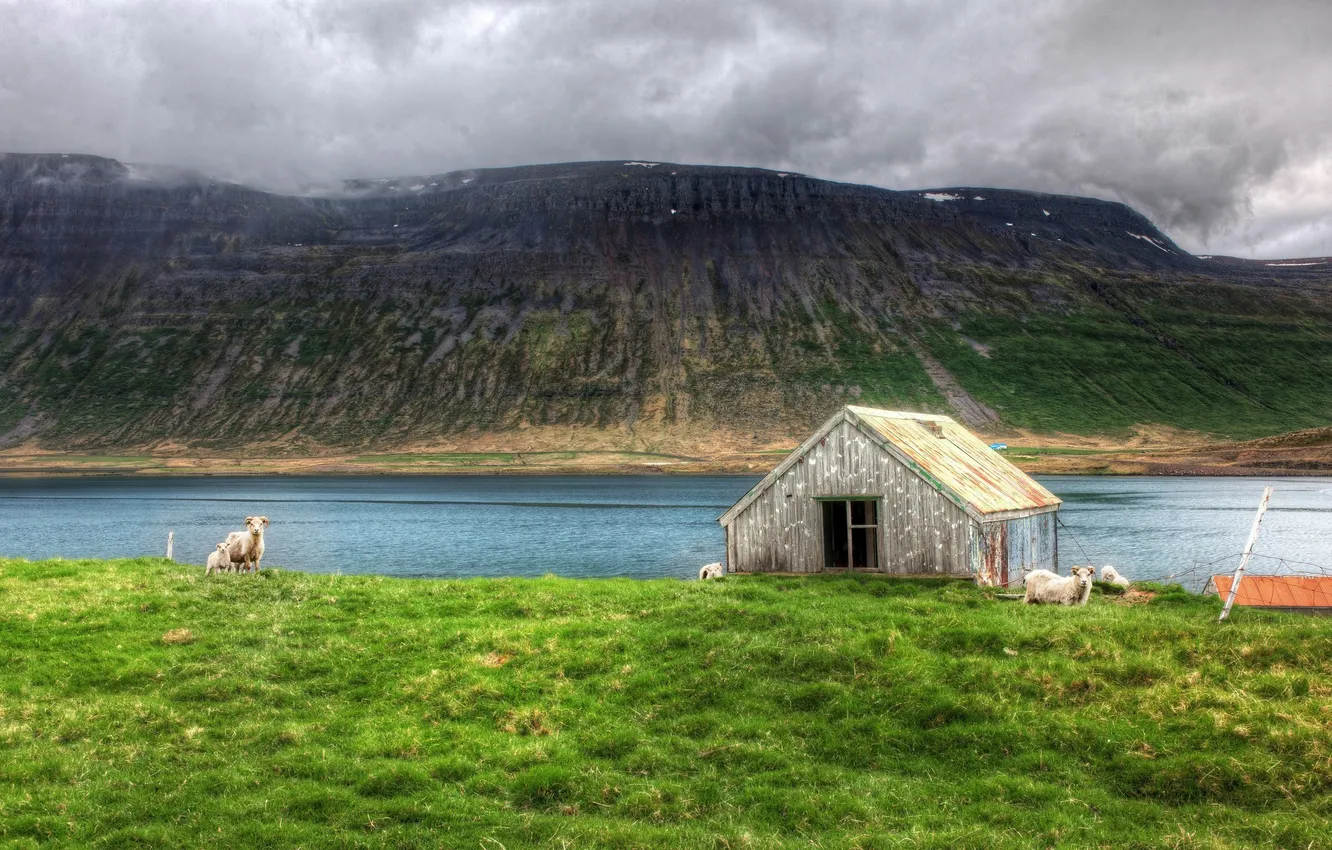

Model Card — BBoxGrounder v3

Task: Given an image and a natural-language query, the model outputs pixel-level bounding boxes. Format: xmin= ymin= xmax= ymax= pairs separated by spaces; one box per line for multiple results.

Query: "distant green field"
xmin=347 ymin=451 xmax=698 ymax=466
xmin=1003 ymin=446 xmax=1143 ymax=457
xmin=2 ymin=559 xmax=1329 ymax=848
xmin=348 ymin=451 xmax=529 ymax=464
xmin=24 ymin=456 xmax=159 ymax=465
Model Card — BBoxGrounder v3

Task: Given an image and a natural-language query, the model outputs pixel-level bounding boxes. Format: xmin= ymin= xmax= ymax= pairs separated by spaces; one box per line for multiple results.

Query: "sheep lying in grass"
xmin=699 ymin=562 xmax=726 ymax=580
xmin=1100 ymin=565 xmax=1131 ymax=588
xmin=205 ymin=542 xmax=231 ymax=576
xmin=1023 ymin=566 xmax=1096 ymax=606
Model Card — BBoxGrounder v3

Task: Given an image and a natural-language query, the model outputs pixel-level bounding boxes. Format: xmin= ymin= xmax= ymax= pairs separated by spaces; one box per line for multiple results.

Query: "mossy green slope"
xmin=2 ymin=558 xmax=1330 ymax=848
xmin=7 ymin=262 xmax=1332 ymax=448
xmin=919 ymin=266 xmax=1332 ymax=438
xmin=6 ymin=156 xmax=1332 ymax=449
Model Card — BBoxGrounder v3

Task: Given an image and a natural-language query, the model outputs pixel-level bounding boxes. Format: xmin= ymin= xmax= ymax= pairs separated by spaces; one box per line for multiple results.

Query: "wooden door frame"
xmin=816 ymin=496 xmax=882 ymax=571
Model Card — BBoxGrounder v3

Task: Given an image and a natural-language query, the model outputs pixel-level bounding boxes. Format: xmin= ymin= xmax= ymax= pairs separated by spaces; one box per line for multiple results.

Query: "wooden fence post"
xmin=166 ymin=530 xmax=174 ymax=561
xmin=1219 ymin=487 xmax=1272 ymax=623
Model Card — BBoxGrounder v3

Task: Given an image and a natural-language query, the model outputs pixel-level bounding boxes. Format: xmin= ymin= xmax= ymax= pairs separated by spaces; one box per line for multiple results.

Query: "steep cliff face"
xmin=2 ymin=153 xmax=1331 ymax=450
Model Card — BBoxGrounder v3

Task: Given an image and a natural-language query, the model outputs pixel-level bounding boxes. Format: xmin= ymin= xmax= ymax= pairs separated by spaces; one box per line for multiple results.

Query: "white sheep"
xmin=699 ymin=562 xmax=726 ymax=580
xmin=1023 ymin=566 xmax=1096 ymax=606
xmin=1100 ymin=565 xmax=1131 ymax=588
xmin=225 ymin=516 xmax=269 ymax=573
xmin=205 ymin=542 xmax=230 ymax=576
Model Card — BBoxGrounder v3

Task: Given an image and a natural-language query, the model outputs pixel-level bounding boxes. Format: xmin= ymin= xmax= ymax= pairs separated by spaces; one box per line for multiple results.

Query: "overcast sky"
xmin=1 ymin=0 xmax=1329 ymax=258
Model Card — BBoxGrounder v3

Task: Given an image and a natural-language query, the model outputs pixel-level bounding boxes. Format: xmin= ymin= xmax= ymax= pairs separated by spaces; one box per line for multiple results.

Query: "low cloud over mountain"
xmin=2 ymin=0 xmax=1330 ymax=258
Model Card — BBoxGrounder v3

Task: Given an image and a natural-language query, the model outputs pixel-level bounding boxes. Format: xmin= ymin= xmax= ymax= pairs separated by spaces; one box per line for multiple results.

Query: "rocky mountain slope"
xmin=2 ymin=153 xmax=1330 ymax=451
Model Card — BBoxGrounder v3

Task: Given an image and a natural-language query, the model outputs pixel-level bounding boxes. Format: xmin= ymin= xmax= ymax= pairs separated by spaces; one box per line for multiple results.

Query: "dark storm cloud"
xmin=1 ymin=0 xmax=1329 ymax=258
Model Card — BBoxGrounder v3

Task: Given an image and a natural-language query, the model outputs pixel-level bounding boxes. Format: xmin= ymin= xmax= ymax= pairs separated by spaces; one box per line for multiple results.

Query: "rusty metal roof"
xmin=1209 ymin=575 xmax=1332 ymax=608
xmin=846 ymin=406 xmax=1061 ymax=517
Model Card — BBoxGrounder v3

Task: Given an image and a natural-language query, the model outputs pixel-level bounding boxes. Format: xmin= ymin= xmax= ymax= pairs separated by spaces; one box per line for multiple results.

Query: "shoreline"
xmin=3 ymin=423 xmax=1330 ymax=478
xmin=0 ymin=446 xmax=1329 ymax=477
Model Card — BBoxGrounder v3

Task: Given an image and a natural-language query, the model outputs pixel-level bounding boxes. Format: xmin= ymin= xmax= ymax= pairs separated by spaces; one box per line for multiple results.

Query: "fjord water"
xmin=2 ymin=475 xmax=1330 ymax=584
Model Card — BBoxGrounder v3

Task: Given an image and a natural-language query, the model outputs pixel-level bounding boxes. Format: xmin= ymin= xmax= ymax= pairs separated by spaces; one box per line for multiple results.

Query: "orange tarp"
xmin=1209 ymin=575 xmax=1332 ymax=608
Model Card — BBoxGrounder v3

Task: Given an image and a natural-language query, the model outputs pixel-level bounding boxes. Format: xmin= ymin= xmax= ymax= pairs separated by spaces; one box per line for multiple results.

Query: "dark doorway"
xmin=823 ymin=500 xmax=848 ymax=569
xmin=822 ymin=498 xmax=879 ymax=571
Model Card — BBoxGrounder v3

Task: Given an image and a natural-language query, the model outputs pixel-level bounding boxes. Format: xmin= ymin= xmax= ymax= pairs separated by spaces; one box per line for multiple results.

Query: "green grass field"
xmin=1001 ymin=447 xmax=1133 ymax=457
xmin=348 ymin=451 xmax=552 ymax=465
xmin=2 ymin=559 xmax=1330 ymax=848
xmin=346 ymin=451 xmax=701 ymax=467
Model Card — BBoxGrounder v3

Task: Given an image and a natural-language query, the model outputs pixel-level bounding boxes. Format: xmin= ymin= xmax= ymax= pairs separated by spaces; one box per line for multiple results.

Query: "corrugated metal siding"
xmin=974 ymin=511 xmax=1058 ymax=587
xmin=728 ymin=419 xmax=974 ymax=575
xmin=978 ymin=523 xmax=1008 ymax=587
xmin=849 ymin=406 xmax=1061 ymax=516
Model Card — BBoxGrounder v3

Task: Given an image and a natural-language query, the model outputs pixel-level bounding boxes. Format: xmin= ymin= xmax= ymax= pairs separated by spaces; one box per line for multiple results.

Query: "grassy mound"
xmin=1 ymin=559 xmax=1330 ymax=848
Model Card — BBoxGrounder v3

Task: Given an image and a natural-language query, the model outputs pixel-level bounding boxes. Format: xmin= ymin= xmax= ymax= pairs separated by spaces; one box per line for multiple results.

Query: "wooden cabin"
xmin=718 ymin=406 xmax=1061 ymax=585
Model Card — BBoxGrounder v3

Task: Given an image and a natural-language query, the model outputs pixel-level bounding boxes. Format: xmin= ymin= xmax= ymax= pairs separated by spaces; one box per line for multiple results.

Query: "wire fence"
xmin=1057 ymin=489 xmax=1332 ymax=611
xmin=1128 ymin=552 xmax=1244 ymax=587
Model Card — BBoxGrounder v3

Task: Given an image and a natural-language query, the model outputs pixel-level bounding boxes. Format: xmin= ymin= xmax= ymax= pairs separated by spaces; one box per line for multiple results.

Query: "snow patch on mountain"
xmin=1127 ymin=231 xmax=1173 ymax=253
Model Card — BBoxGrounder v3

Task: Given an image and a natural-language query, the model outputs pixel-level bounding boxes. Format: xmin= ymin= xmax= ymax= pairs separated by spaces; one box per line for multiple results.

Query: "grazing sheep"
xmin=1100 ymin=565 xmax=1131 ymax=588
xmin=225 ymin=516 xmax=269 ymax=573
xmin=1023 ymin=566 xmax=1096 ymax=606
xmin=205 ymin=542 xmax=230 ymax=576
xmin=698 ymin=562 xmax=726 ymax=580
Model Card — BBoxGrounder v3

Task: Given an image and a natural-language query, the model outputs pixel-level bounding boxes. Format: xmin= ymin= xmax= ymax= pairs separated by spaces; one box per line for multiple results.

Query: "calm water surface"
xmin=2 ymin=475 xmax=1329 ymax=584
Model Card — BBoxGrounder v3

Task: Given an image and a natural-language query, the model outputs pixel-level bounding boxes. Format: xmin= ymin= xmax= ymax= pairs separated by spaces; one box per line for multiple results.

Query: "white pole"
xmin=166 ymin=530 xmax=174 ymax=561
xmin=1219 ymin=487 xmax=1272 ymax=623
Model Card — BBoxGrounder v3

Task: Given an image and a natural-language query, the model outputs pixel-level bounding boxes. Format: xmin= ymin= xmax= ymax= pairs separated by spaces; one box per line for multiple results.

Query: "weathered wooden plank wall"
xmin=728 ymin=419 xmax=976 ymax=575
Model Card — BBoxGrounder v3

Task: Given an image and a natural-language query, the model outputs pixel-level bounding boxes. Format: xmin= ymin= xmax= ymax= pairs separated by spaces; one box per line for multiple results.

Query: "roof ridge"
xmin=844 ymin=405 xmax=951 ymax=422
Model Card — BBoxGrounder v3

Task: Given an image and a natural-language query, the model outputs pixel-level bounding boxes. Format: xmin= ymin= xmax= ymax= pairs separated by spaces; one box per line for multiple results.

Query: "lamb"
xmin=205 ymin=542 xmax=231 ymax=576
xmin=1100 ymin=565 xmax=1131 ymax=588
xmin=1023 ymin=566 xmax=1096 ymax=606
xmin=698 ymin=562 xmax=726 ymax=580
xmin=225 ymin=516 xmax=269 ymax=573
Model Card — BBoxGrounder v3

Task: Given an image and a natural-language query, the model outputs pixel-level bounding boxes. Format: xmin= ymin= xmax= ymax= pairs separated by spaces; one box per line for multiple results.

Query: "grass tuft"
xmin=160 ymin=627 xmax=195 ymax=645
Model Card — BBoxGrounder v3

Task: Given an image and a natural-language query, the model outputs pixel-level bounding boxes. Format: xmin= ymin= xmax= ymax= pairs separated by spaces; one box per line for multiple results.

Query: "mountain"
xmin=2 ymin=152 xmax=1331 ymax=452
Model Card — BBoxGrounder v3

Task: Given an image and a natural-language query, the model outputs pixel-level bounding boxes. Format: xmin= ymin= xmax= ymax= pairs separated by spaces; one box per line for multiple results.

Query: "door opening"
xmin=822 ymin=498 xmax=879 ymax=571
